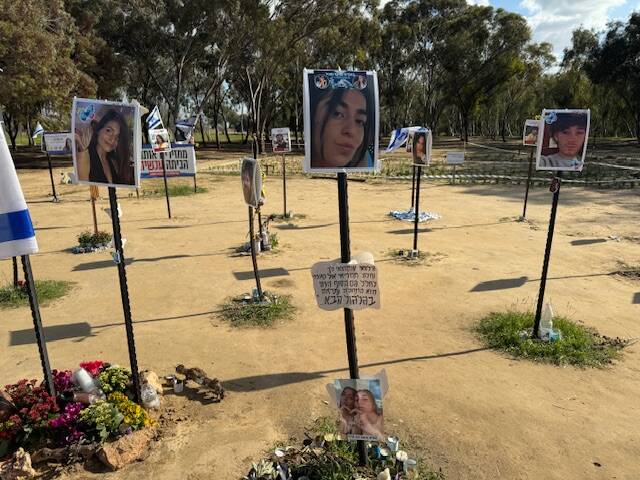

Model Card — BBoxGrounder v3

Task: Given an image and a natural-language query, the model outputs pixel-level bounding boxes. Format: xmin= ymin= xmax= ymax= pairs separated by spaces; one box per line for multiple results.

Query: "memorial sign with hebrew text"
xmin=311 ymin=261 xmax=380 ymax=311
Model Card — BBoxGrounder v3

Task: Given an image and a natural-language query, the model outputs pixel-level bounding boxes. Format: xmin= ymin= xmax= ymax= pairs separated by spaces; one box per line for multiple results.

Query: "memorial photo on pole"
xmin=241 ymin=157 xmax=262 ymax=208
xmin=405 ymin=131 xmax=414 ymax=153
xmin=332 ymin=378 xmax=384 ymax=442
xmin=42 ymin=132 xmax=73 ymax=155
xmin=271 ymin=127 xmax=291 ymax=153
xmin=522 ymin=119 xmax=540 ymax=146
xmin=303 ymin=69 xmax=379 ymax=173
xmin=149 ymin=128 xmax=171 ymax=154
xmin=412 ymin=130 xmax=431 ymax=166
xmin=536 ymin=109 xmax=590 ymax=172
xmin=72 ymin=98 xmax=141 ymax=188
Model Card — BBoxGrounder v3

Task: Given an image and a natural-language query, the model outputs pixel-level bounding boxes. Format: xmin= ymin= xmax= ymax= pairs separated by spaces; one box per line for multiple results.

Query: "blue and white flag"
xmin=32 ymin=122 xmax=44 ymax=139
xmin=176 ymin=115 xmax=199 ymax=133
xmin=147 ymin=105 xmax=163 ymax=130
xmin=0 ymin=122 xmax=38 ymax=259
xmin=385 ymin=126 xmax=423 ymax=153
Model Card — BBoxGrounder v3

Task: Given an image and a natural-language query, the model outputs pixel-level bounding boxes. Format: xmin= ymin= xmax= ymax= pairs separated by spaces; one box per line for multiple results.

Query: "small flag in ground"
xmin=147 ymin=105 xmax=163 ymax=130
xmin=0 ymin=122 xmax=38 ymax=259
xmin=32 ymin=122 xmax=44 ymax=139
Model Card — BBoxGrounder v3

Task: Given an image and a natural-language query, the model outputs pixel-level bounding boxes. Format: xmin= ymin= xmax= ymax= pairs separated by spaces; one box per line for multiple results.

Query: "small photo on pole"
xmin=332 ymin=378 xmax=384 ymax=442
xmin=149 ymin=128 xmax=171 ymax=154
xmin=412 ymin=129 xmax=431 ymax=166
xmin=42 ymin=132 xmax=73 ymax=156
xmin=522 ymin=119 xmax=540 ymax=146
xmin=536 ymin=109 xmax=590 ymax=172
xmin=241 ymin=157 xmax=262 ymax=208
xmin=271 ymin=127 xmax=291 ymax=154
xmin=72 ymin=98 xmax=141 ymax=188
xmin=303 ymin=69 xmax=380 ymax=173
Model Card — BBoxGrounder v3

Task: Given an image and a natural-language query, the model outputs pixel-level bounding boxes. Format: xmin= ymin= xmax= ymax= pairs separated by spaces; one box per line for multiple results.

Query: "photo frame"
xmin=271 ymin=127 xmax=292 ymax=154
xmin=536 ymin=109 xmax=590 ymax=172
xmin=522 ymin=119 xmax=540 ymax=146
xmin=42 ymin=132 xmax=73 ymax=156
xmin=71 ymin=98 xmax=141 ymax=188
xmin=332 ymin=378 xmax=384 ymax=442
xmin=412 ymin=129 xmax=432 ymax=166
xmin=241 ymin=157 xmax=262 ymax=208
xmin=303 ymin=69 xmax=379 ymax=173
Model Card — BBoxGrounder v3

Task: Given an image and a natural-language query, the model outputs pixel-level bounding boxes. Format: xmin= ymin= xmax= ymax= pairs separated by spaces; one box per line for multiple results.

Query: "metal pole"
xmin=46 ymin=154 xmax=58 ymax=202
xmin=533 ymin=174 xmax=562 ymax=338
xmin=337 ymin=172 xmax=367 ymax=466
xmin=248 ymin=206 xmax=263 ymax=299
xmin=412 ymin=165 xmax=422 ymax=252
xmin=21 ymin=255 xmax=54 ymax=396
xmin=12 ymin=256 xmax=19 ymax=287
xmin=108 ymin=187 xmax=142 ymax=403
xmin=410 ymin=165 xmax=416 ymax=209
xmin=91 ymin=197 xmax=99 ymax=235
xmin=193 ymin=173 xmax=197 ymax=194
xmin=160 ymin=152 xmax=172 ymax=219
xmin=282 ymin=153 xmax=287 ymax=218
xmin=522 ymin=149 xmax=534 ymax=219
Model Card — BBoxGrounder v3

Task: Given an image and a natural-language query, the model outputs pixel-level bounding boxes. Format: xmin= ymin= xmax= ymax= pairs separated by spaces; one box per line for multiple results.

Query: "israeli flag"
xmin=385 ymin=126 xmax=423 ymax=153
xmin=32 ymin=122 xmax=44 ymax=139
xmin=0 ymin=122 xmax=38 ymax=259
xmin=176 ymin=115 xmax=198 ymax=133
xmin=147 ymin=105 xmax=163 ymax=130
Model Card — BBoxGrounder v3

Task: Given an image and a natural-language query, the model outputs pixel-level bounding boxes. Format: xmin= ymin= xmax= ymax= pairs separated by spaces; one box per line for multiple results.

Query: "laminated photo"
xmin=241 ymin=157 xmax=262 ymax=208
xmin=332 ymin=378 xmax=384 ymax=442
xmin=149 ymin=128 xmax=171 ymax=154
xmin=303 ymin=69 xmax=379 ymax=173
xmin=271 ymin=127 xmax=291 ymax=153
xmin=412 ymin=129 xmax=431 ymax=166
xmin=522 ymin=119 xmax=540 ymax=146
xmin=42 ymin=132 xmax=73 ymax=156
xmin=536 ymin=109 xmax=590 ymax=172
xmin=405 ymin=132 xmax=414 ymax=153
xmin=72 ymin=98 xmax=141 ymax=188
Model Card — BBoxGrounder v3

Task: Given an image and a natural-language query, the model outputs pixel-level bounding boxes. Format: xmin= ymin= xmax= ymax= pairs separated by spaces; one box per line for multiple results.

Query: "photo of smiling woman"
xmin=303 ymin=69 xmax=379 ymax=172
xmin=537 ymin=109 xmax=590 ymax=172
xmin=72 ymin=98 xmax=140 ymax=188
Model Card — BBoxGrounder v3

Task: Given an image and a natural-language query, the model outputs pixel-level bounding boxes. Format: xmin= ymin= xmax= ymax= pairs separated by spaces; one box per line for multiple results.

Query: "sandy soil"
xmin=1 ymin=157 xmax=639 ymax=480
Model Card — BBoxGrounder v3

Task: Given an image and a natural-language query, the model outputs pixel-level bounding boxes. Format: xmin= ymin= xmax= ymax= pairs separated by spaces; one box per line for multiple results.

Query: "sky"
xmin=466 ymin=0 xmax=640 ymax=62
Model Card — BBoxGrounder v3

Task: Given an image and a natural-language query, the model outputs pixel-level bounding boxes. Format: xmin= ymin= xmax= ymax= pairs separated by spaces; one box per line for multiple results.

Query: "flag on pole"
xmin=0 ymin=122 xmax=38 ymax=259
xmin=32 ymin=122 xmax=44 ymax=139
xmin=175 ymin=115 xmax=199 ymax=133
xmin=385 ymin=126 xmax=424 ymax=153
xmin=147 ymin=105 xmax=163 ymax=130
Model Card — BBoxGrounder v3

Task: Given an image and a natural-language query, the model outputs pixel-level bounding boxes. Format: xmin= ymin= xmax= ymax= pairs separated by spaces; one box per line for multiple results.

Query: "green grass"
xmin=218 ymin=292 xmax=294 ymax=327
xmin=142 ymin=184 xmax=207 ymax=197
xmin=0 ymin=280 xmax=75 ymax=309
xmin=476 ymin=311 xmax=625 ymax=367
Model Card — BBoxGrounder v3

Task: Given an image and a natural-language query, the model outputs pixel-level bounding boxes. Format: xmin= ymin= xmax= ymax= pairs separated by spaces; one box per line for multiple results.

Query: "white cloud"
xmin=467 ymin=0 xmax=490 ymax=5
xmin=520 ymin=0 xmax=626 ymax=61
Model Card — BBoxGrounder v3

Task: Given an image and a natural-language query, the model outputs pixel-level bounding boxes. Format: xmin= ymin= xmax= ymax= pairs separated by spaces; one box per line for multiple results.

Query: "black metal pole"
xmin=21 ymin=255 xmax=54 ymax=396
xmin=522 ymin=149 xmax=534 ymax=219
xmin=282 ymin=153 xmax=287 ymax=218
xmin=193 ymin=174 xmax=197 ymax=194
xmin=12 ymin=256 xmax=19 ymax=287
xmin=160 ymin=152 xmax=172 ymax=219
xmin=337 ymin=172 xmax=367 ymax=466
xmin=410 ymin=165 xmax=416 ymax=208
xmin=257 ymin=208 xmax=265 ymax=251
xmin=412 ymin=165 xmax=423 ymax=252
xmin=248 ymin=206 xmax=263 ymax=299
xmin=533 ymin=174 xmax=562 ymax=338
xmin=46 ymin=154 xmax=58 ymax=202
xmin=108 ymin=187 xmax=142 ymax=403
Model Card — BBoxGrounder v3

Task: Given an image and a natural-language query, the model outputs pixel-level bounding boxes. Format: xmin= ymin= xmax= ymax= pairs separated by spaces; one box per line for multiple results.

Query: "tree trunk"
xmin=221 ymin=108 xmax=231 ymax=143
xmin=3 ymin=113 xmax=19 ymax=150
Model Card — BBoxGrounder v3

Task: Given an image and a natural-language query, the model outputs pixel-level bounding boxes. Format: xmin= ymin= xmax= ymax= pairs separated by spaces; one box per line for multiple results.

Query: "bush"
xmin=77 ymin=230 xmax=112 ymax=248
xmin=219 ymin=292 xmax=294 ymax=327
xmin=0 ymin=280 xmax=74 ymax=309
xmin=476 ymin=311 xmax=626 ymax=367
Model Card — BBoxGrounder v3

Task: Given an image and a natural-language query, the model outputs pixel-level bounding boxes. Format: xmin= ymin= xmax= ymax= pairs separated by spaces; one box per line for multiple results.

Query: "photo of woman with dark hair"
xmin=537 ymin=110 xmax=590 ymax=172
xmin=304 ymin=69 xmax=379 ymax=171
xmin=73 ymin=99 xmax=139 ymax=187
xmin=412 ymin=131 xmax=427 ymax=165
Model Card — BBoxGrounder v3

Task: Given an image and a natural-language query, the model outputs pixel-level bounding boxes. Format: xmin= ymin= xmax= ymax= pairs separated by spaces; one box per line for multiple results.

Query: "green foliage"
xmin=219 ymin=293 xmax=294 ymax=328
xmin=98 ymin=367 xmax=131 ymax=395
xmin=77 ymin=230 xmax=112 ymax=248
xmin=143 ymin=184 xmax=207 ymax=197
xmin=0 ymin=280 xmax=74 ymax=309
xmin=476 ymin=311 xmax=625 ymax=367
xmin=78 ymin=401 xmax=123 ymax=442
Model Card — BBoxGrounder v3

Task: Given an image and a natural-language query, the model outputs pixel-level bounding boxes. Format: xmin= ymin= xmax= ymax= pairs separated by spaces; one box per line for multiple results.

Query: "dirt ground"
xmin=1 ymin=154 xmax=639 ymax=479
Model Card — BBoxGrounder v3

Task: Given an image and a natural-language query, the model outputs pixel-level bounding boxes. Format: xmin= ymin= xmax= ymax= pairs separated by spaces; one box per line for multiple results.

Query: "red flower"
xmin=79 ymin=361 xmax=105 ymax=377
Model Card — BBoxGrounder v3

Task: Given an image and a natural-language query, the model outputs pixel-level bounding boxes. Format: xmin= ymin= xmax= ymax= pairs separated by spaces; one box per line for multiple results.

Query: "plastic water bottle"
xmin=141 ymin=383 xmax=160 ymax=409
xmin=540 ymin=302 xmax=554 ymax=339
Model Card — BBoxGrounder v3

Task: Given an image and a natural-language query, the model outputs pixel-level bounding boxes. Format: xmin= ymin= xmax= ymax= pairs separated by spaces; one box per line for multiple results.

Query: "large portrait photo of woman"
xmin=72 ymin=98 xmax=141 ymax=188
xmin=536 ymin=109 xmax=590 ymax=172
xmin=412 ymin=129 xmax=431 ymax=166
xmin=303 ymin=69 xmax=379 ymax=173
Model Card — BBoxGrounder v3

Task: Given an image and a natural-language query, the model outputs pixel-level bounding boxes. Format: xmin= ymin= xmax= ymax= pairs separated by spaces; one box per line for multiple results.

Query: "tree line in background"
xmin=1 ymin=0 xmax=639 ymax=150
